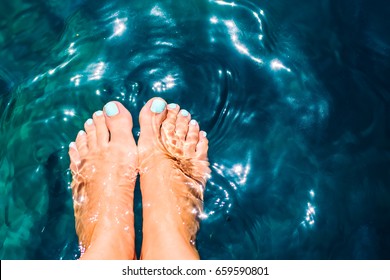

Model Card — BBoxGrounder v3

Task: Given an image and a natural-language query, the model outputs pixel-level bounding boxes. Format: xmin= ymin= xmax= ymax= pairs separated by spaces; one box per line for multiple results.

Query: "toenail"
xmin=202 ymin=131 xmax=207 ymax=137
xmin=168 ymin=103 xmax=177 ymax=109
xmin=190 ymin=119 xmax=197 ymax=125
xmin=86 ymin=118 xmax=93 ymax=125
xmin=69 ymin=142 xmax=76 ymax=148
xmin=150 ymin=99 xmax=166 ymax=113
xmin=95 ymin=110 xmax=103 ymax=116
xmin=180 ymin=109 xmax=189 ymax=117
xmin=104 ymin=102 xmax=119 ymax=117
xmin=78 ymin=130 xmax=86 ymax=136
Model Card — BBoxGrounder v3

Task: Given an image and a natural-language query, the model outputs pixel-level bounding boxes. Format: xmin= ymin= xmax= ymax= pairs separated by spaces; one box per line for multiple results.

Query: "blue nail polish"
xmin=168 ymin=103 xmax=177 ymax=109
xmin=150 ymin=99 xmax=166 ymax=113
xmin=181 ymin=109 xmax=189 ymax=117
xmin=190 ymin=119 xmax=197 ymax=125
xmin=104 ymin=102 xmax=119 ymax=117
xmin=202 ymin=131 xmax=207 ymax=137
xmin=86 ymin=118 xmax=93 ymax=125
xmin=95 ymin=110 xmax=103 ymax=116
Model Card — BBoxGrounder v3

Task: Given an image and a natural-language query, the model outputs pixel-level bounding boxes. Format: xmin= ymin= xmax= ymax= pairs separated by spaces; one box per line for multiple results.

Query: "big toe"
xmin=103 ymin=101 xmax=136 ymax=148
xmin=138 ymin=97 xmax=168 ymax=146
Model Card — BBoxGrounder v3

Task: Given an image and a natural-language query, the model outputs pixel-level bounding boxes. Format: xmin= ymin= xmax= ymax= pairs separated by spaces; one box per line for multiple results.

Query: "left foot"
xmin=68 ymin=101 xmax=137 ymax=259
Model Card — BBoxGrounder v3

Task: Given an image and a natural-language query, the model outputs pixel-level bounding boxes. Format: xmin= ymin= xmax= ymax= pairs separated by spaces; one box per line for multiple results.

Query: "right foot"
xmin=68 ymin=101 xmax=138 ymax=259
xmin=138 ymin=97 xmax=211 ymax=259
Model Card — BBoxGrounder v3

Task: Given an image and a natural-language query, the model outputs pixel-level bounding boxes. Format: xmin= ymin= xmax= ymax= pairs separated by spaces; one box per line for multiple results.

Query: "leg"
xmin=68 ymin=101 xmax=138 ymax=260
xmin=138 ymin=97 xmax=210 ymax=259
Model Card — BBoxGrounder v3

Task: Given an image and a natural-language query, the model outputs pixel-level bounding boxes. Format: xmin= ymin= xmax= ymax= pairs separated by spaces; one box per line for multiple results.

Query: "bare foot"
xmin=68 ymin=101 xmax=137 ymax=260
xmin=138 ymin=97 xmax=210 ymax=259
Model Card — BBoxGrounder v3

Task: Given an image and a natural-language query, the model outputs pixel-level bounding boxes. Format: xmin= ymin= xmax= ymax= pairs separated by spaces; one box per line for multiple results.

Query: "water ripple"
xmin=0 ymin=0 xmax=389 ymax=260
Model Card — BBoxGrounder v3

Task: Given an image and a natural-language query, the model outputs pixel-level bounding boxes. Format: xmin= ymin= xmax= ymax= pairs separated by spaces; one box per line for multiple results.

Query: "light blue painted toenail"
xmin=78 ymin=130 xmax=85 ymax=136
xmin=150 ymin=99 xmax=166 ymax=113
xmin=86 ymin=118 xmax=93 ymax=125
xmin=95 ymin=110 xmax=103 ymax=116
xmin=180 ymin=109 xmax=189 ymax=117
xmin=104 ymin=102 xmax=119 ymax=117
xmin=202 ymin=131 xmax=207 ymax=137
xmin=190 ymin=119 xmax=197 ymax=125
xmin=69 ymin=142 xmax=76 ymax=148
xmin=168 ymin=103 xmax=177 ymax=109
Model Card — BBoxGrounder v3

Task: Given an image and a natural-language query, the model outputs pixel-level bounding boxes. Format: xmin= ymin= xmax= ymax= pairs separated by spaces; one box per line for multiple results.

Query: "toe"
xmin=195 ymin=131 xmax=208 ymax=160
xmin=84 ymin=118 xmax=97 ymax=150
xmin=184 ymin=119 xmax=200 ymax=156
xmin=103 ymin=101 xmax=136 ymax=147
xmin=139 ymin=97 xmax=168 ymax=146
xmin=69 ymin=141 xmax=80 ymax=170
xmin=93 ymin=110 xmax=109 ymax=146
xmin=161 ymin=103 xmax=180 ymax=146
xmin=75 ymin=130 xmax=88 ymax=157
xmin=175 ymin=109 xmax=191 ymax=141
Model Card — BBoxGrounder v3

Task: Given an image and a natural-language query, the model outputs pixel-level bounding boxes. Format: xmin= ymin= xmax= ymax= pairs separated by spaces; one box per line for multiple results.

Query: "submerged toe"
xmin=184 ymin=119 xmax=200 ymax=156
xmin=69 ymin=141 xmax=80 ymax=170
xmin=175 ymin=109 xmax=191 ymax=141
xmin=195 ymin=131 xmax=208 ymax=160
xmin=84 ymin=118 xmax=97 ymax=150
xmin=75 ymin=130 xmax=88 ymax=157
xmin=93 ymin=110 xmax=109 ymax=146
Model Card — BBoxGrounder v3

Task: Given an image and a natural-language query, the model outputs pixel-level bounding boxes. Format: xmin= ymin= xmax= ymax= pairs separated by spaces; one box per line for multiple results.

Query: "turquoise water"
xmin=0 ymin=0 xmax=389 ymax=259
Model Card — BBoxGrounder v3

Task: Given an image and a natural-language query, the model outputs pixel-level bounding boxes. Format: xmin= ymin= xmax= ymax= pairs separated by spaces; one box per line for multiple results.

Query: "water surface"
xmin=0 ymin=0 xmax=389 ymax=259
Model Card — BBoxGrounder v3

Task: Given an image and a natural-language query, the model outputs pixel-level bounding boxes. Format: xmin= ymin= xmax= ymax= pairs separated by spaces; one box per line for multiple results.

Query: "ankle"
xmin=81 ymin=222 xmax=135 ymax=260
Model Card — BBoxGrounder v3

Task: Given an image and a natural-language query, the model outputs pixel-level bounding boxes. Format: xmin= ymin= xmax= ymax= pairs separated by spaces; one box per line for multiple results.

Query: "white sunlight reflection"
xmin=210 ymin=16 xmax=218 ymax=24
xmin=270 ymin=59 xmax=291 ymax=72
xmin=88 ymin=62 xmax=106 ymax=81
xmin=152 ymin=74 xmax=176 ymax=92
xmin=68 ymin=42 xmax=76 ymax=55
xmin=301 ymin=201 xmax=316 ymax=227
xmin=45 ymin=60 xmax=71 ymax=77
xmin=70 ymin=74 xmax=82 ymax=86
xmin=64 ymin=109 xmax=75 ymax=117
xmin=224 ymin=20 xmax=263 ymax=64
xmin=150 ymin=5 xmax=165 ymax=17
xmin=213 ymin=162 xmax=250 ymax=189
xmin=306 ymin=202 xmax=316 ymax=225
xmin=32 ymin=41 xmax=76 ymax=83
xmin=111 ymin=18 xmax=126 ymax=38
xmin=252 ymin=11 xmax=263 ymax=32
xmin=231 ymin=163 xmax=250 ymax=186
xmin=215 ymin=0 xmax=236 ymax=7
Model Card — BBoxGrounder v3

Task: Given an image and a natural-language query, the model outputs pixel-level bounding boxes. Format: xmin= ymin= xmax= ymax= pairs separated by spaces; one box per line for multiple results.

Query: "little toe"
xmin=184 ymin=119 xmax=200 ymax=156
xmin=68 ymin=141 xmax=80 ymax=170
xmin=195 ymin=131 xmax=209 ymax=160
xmin=139 ymin=97 xmax=168 ymax=147
xmin=175 ymin=109 xmax=191 ymax=141
xmin=93 ymin=110 xmax=109 ymax=146
xmin=84 ymin=118 xmax=97 ymax=150
xmin=103 ymin=101 xmax=136 ymax=147
xmin=75 ymin=130 xmax=88 ymax=157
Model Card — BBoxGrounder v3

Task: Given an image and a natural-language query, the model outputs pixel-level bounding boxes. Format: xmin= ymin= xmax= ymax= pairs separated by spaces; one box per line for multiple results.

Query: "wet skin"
xmin=69 ymin=97 xmax=210 ymax=260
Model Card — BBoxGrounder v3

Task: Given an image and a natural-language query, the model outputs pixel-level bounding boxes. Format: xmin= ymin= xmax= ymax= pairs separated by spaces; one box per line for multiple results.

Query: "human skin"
xmin=68 ymin=98 xmax=210 ymax=259
xmin=138 ymin=97 xmax=210 ymax=259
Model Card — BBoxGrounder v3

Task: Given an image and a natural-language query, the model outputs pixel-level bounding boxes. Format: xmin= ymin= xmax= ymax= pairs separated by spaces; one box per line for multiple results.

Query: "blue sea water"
xmin=0 ymin=0 xmax=389 ymax=259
